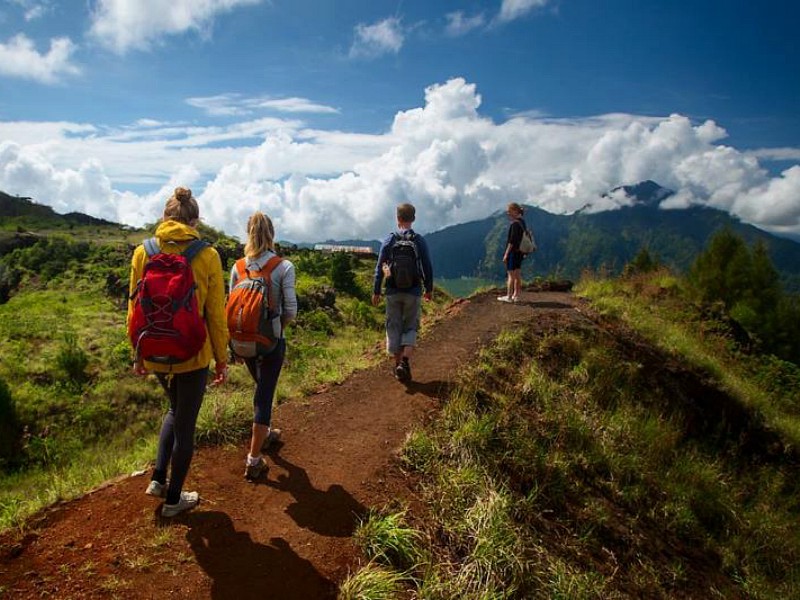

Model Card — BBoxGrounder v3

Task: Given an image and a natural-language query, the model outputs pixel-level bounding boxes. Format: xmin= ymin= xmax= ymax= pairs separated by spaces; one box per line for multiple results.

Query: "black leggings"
xmin=244 ymin=339 xmax=286 ymax=426
xmin=153 ymin=367 xmax=208 ymax=505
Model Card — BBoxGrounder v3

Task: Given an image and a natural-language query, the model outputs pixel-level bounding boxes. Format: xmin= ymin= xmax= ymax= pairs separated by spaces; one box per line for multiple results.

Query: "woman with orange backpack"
xmin=127 ymin=187 xmax=228 ymax=517
xmin=227 ymin=211 xmax=297 ymax=481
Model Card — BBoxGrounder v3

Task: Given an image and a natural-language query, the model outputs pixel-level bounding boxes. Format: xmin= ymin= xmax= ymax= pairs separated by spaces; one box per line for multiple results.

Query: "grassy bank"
xmin=0 ymin=247 xmax=451 ymax=533
xmin=342 ymin=274 xmax=800 ymax=599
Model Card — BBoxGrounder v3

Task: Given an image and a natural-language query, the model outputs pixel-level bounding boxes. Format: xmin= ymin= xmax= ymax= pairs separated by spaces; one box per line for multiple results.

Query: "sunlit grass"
xmin=387 ymin=303 xmax=800 ymax=598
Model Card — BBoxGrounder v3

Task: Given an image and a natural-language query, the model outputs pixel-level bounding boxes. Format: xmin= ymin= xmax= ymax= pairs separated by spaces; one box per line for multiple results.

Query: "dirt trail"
xmin=0 ymin=290 xmax=580 ymax=599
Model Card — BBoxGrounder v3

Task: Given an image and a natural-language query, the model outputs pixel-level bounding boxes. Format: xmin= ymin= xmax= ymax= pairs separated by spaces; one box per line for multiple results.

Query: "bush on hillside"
xmin=0 ymin=377 xmax=19 ymax=470
xmin=55 ymin=333 xmax=89 ymax=383
xmin=0 ymin=262 xmax=20 ymax=304
xmin=329 ymin=252 xmax=362 ymax=297
xmin=690 ymin=229 xmax=800 ymax=364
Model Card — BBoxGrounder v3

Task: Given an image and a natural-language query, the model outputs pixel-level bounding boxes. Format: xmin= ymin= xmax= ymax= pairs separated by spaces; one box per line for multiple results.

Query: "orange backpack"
xmin=225 ymin=256 xmax=283 ymax=358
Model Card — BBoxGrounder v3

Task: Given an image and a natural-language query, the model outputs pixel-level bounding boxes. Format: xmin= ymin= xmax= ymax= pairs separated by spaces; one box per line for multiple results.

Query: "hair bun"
xmin=174 ymin=187 xmax=192 ymax=204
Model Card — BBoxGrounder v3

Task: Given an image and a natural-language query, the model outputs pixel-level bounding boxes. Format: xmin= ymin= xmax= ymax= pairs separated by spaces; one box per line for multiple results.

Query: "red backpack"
xmin=226 ymin=256 xmax=284 ymax=358
xmin=128 ymin=237 xmax=209 ymax=364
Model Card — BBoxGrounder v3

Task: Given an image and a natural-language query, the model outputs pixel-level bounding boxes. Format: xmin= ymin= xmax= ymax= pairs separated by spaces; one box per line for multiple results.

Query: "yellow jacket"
xmin=127 ymin=220 xmax=228 ymax=373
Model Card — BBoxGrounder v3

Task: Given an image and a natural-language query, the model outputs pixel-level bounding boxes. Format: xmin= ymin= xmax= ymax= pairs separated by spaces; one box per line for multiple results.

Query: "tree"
xmin=329 ymin=251 xmax=359 ymax=296
xmin=690 ymin=228 xmax=752 ymax=309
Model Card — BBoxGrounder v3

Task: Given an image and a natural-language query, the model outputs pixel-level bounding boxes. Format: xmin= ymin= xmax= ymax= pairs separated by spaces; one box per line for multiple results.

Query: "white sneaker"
xmin=145 ymin=480 xmax=167 ymax=498
xmin=511 ymin=296 xmax=519 ymax=303
xmin=497 ymin=295 xmax=512 ymax=303
xmin=161 ymin=491 xmax=200 ymax=517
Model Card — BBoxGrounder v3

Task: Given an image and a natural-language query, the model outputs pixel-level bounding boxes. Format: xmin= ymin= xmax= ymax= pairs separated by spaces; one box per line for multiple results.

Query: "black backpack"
xmin=389 ymin=232 xmax=423 ymax=290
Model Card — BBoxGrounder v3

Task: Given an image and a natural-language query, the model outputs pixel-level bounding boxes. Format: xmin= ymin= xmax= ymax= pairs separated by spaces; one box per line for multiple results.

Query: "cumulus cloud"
xmin=0 ymin=33 xmax=80 ymax=84
xmin=496 ymin=0 xmax=550 ymax=23
xmin=88 ymin=0 xmax=263 ymax=54
xmin=186 ymin=93 xmax=339 ymax=117
xmin=349 ymin=17 xmax=404 ymax=59
xmin=1 ymin=77 xmax=799 ymax=242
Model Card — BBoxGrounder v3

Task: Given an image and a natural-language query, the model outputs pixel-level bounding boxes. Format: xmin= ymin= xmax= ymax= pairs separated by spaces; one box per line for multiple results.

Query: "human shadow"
xmin=264 ymin=454 xmax=366 ymax=537
xmin=186 ymin=510 xmax=336 ymax=599
xmin=517 ymin=300 xmax=574 ymax=310
xmin=402 ymin=379 xmax=454 ymax=400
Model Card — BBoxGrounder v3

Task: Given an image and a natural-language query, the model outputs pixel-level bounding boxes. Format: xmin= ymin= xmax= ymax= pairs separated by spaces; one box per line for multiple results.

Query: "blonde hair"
xmin=244 ymin=211 xmax=275 ymax=258
xmin=163 ymin=187 xmax=200 ymax=225
xmin=396 ymin=203 xmax=416 ymax=223
xmin=507 ymin=202 xmax=524 ymax=216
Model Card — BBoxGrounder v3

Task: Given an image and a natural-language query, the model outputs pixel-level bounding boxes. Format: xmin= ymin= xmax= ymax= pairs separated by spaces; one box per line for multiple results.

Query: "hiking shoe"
xmin=497 ymin=295 xmax=512 ymax=303
xmin=161 ymin=491 xmax=199 ymax=517
xmin=145 ymin=480 xmax=167 ymax=498
xmin=401 ymin=358 xmax=412 ymax=382
xmin=261 ymin=428 xmax=282 ymax=452
xmin=244 ymin=456 xmax=268 ymax=481
xmin=395 ymin=359 xmax=411 ymax=382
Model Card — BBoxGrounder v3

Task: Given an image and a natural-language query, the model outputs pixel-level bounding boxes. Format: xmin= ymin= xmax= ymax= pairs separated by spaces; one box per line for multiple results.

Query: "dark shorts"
xmin=505 ymin=251 xmax=524 ymax=271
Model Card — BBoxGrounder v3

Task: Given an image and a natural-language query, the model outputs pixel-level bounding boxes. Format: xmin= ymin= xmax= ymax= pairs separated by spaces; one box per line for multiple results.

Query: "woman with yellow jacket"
xmin=127 ymin=187 xmax=228 ymax=517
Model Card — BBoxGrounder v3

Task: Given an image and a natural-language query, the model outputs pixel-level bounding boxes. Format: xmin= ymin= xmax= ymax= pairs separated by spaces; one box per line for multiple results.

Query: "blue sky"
xmin=0 ymin=0 xmax=798 ymax=242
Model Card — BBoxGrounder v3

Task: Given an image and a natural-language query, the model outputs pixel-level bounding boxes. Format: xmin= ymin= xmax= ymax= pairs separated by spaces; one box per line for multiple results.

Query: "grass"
xmin=0 ymin=247 xmax=454 ymax=535
xmin=341 ymin=274 xmax=800 ymax=598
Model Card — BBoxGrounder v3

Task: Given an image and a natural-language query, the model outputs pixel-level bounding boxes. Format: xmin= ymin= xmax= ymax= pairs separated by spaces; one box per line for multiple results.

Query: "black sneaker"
xmin=244 ymin=456 xmax=268 ymax=481
xmin=395 ymin=358 xmax=411 ymax=382
xmin=402 ymin=358 xmax=412 ymax=381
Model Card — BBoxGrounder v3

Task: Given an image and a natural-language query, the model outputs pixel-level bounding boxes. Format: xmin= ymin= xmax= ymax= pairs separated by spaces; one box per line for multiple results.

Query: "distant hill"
xmin=424 ymin=182 xmax=800 ymax=291
xmin=0 ymin=191 xmax=118 ymax=229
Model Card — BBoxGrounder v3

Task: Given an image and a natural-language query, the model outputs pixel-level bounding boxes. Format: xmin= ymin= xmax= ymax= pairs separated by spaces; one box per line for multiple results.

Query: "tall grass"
xmin=350 ymin=294 xmax=800 ymax=598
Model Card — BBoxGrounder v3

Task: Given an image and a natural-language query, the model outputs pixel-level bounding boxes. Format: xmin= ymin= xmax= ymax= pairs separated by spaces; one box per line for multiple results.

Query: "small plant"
xmin=55 ymin=332 xmax=89 ymax=383
xmin=337 ymin=562 xmax=406 ymax=600
xmin=354 ymin=510 xmax=424 ymax=571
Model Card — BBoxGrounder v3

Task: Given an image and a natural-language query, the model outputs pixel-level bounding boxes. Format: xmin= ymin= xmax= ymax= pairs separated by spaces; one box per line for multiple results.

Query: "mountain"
xmin=0 ymin=192 xmax=117 ymax=228
xmin=606 ymin=179 xmax=675 ymax=207
xmin=425 ymin=182 xmax=800 ymax=291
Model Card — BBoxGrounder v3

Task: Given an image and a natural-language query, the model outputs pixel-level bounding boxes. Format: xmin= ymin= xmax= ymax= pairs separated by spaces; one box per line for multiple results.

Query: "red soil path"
xmin=0 ymin=290 xmax=579 ymax=599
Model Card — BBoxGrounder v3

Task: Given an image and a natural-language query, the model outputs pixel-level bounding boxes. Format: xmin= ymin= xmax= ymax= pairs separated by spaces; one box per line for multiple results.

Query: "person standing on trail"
xmin=499 ymin=202 xmax=528 ymax=303
xmin=228 ymin=212 xmax=297 ymax=481
xmin=128 ymin=186 xmax=228 ymax=517
xmin=372 ymin=203 xmax=434 ymax=382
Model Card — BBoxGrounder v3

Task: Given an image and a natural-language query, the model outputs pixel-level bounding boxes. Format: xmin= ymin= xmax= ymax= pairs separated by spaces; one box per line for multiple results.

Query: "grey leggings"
xmin=153 ymin=367 xmax=208 ymax=505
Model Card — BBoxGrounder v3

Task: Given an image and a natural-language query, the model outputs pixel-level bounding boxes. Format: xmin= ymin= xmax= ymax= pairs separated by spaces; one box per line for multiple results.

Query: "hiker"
xmin=371 ymin=203 xmax=434 ymax=382
xmin=499 ymin=202 xmax=528 ymax=303
xmin=228 ymin=211 xmax=297 ymax=481
xmin=128 ymin=186 xmax=228 ymax=517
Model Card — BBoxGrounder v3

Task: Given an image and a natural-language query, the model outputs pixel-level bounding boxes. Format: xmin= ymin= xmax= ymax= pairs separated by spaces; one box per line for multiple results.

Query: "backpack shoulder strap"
xmin=143 ymin=237 xmax=159 ymax=257
xmin=182 ymin=239 xmax=210 ymax=263
xmin=261 ymin=256 xmax=284 ymax=278
xmin=258 ymin=256 xmax=284 ymax=310
xmin=234 ymin=257 xmax=248 ymax=280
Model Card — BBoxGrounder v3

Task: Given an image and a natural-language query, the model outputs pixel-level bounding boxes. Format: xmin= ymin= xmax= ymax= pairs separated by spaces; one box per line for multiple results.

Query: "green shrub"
xmin=55 ymin=333 xmax=89 ymax=383
xmin=299 ymin=308 xmax=336 ymax=335
xmin=0 ymin=377 xmax=18 ymax=470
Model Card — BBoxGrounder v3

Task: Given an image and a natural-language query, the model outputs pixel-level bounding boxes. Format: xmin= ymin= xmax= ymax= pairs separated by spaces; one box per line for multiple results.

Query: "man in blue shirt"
xmin=372 ymin=203 xmax=434 ymax=382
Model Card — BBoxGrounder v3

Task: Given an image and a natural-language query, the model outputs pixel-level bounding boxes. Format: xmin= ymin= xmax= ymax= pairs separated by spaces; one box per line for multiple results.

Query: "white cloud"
xmin=349 ymin=17 xmax=404 ymax=59
xmin=186 ymin=94 xmax=339 ymax=117
xmin=0 ymin=33 xmax=80 ymax=84
xmin=88 ymin=0 xmax=263 ymax=54
xmin=445 ymin=11 xmax=486 ymax=36
xmin=746 ymin=147 xmax=800 ymax=162
xmin=8 ymin=0 xmax=52 ymax=21
xmin=497 ymin=0 xmax=550 ymax=23
xmin=1 ymin=77 xmax=799 ymax=243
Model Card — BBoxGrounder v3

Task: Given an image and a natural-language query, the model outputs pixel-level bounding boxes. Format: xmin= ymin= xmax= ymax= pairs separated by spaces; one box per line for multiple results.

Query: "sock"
xmin=247 ymin=453 xmax=262 ymax=466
